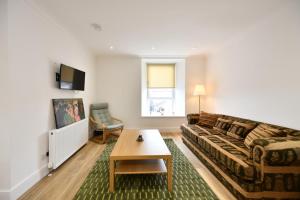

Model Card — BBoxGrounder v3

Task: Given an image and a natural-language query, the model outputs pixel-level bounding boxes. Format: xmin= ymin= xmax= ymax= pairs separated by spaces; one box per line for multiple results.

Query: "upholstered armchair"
xmin=90 ymin=103 xmax=123 ymax=144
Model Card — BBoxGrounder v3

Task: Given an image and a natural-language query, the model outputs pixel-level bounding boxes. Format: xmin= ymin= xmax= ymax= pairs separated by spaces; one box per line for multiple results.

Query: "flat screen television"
xmin=59 ymin=64 xmax=85 ymax=91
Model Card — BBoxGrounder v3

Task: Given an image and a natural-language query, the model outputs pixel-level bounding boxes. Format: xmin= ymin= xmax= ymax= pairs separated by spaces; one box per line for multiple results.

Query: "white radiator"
xmin=48 ymin=118 xmax=88 ymax=169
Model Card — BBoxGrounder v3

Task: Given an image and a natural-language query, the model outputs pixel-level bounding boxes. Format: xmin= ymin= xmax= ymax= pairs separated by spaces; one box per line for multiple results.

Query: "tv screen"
xmin=59 ymin=64 xmax=85 ymax=91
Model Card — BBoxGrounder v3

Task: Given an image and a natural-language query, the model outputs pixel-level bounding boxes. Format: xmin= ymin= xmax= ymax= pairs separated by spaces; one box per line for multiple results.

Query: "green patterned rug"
xmin=74 ymin=139 xmax=218 ymax=200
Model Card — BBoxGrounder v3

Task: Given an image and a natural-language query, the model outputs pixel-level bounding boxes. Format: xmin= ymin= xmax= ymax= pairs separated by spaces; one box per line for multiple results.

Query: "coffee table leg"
xmin=109 ymin=159 xmax=115 ymax=192
xmin=167 ymin=157 xmax=172 ymax=191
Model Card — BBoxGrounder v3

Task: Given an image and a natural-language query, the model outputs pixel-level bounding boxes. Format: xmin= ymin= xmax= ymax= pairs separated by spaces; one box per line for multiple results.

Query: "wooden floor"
xmin=19 ymin=131 xmax=235 ymax=200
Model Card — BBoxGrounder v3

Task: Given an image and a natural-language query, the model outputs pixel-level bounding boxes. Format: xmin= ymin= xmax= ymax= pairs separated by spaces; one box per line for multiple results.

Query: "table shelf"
xmin=114 ymin=159 xmax=167 ymax=174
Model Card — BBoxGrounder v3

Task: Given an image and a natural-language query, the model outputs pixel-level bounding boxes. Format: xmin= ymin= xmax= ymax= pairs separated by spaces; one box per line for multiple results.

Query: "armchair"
xmin=90 ymin=103 xmax=123 ymax=144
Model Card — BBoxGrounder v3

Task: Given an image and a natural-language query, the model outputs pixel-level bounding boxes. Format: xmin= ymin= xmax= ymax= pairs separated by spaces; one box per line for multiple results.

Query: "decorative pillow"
xmin=287 ymin=131 xmax=300 ymax=139
xmin=196 ymin=111 xmax=220 ymax=128
xmin=227 ymin=121 xmax=257 ymax=140
xmin=244 ymin=124 xmax=285 ymax=148
xmin=213 ymin=118 xmax=233 ymax=134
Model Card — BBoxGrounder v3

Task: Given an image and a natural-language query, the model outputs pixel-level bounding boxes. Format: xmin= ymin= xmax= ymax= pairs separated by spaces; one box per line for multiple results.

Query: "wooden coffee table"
xmin=109 ymin=129 xmax=172 ymax=192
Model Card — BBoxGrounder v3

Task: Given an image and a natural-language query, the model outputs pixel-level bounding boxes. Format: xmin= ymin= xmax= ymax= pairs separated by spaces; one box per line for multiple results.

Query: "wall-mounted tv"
xmin=59 ymin=64 xmax=85 ymax=91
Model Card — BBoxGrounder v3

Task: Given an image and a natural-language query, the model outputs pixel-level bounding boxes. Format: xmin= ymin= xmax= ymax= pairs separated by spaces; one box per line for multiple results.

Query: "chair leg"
xmin=102 ymin=131 xmax=107 ymax=144
xmin=101 ymin=129 xmax=122 ymax=144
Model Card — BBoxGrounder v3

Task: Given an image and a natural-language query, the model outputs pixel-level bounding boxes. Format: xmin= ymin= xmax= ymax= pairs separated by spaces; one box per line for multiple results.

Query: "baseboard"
xmin=9 ymin=164 xmax=49 ymax=200
xmin=0 ymin=190 xmax=10 ymax=200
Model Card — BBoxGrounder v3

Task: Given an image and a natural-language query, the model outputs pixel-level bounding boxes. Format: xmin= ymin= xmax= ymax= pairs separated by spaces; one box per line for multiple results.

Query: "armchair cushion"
xmin=91 ymin=109 xmax=112 ymax=126
xmin=91 ymin=103 xmax=124 ymax=131
xmin=91 ymin=103 xmax=109 ymax=110
xmin=106 ymin=122 xmax=124 ymax=130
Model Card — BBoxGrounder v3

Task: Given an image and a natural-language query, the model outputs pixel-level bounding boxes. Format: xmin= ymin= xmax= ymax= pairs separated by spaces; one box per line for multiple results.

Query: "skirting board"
xmin=6 ymin=164 xmax=49 ymax=200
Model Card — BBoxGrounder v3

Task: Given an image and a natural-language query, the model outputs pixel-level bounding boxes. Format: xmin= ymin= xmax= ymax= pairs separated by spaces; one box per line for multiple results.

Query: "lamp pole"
xmin=198 ymin=95 xmax=201 ymax=113
xmin=193 ymin=84 xmax=205 ymax=114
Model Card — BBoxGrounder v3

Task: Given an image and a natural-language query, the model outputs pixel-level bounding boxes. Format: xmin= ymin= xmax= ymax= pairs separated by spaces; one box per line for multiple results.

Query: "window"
xmin=141 ymin=59 xmax=185 ymax=117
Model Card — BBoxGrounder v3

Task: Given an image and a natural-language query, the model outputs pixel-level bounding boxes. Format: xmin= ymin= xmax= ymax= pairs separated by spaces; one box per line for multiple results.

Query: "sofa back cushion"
xmin=213 ymin=118 xmax=233 ymax=134
xmin=244 ymin=124 xmax=286 ymax=148
xmin=222 ymin=114 xmax=298 ymax=134
xmin=197 ymin=111 xmax=220 ymax=128
xmin=227 ymin=121 xmax=257 ymax=140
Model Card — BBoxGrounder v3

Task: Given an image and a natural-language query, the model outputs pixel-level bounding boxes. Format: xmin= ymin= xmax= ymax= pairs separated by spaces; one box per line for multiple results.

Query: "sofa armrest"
xmin=252 ymin=137 xmax=300 ymax=181
xmin=187 ymin=113 xmax=200 ymax=125
xmin=253 ymin=137 xmax=300 ymax=166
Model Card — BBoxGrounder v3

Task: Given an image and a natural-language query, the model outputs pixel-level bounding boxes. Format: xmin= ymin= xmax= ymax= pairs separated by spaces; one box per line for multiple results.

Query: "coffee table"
xmin=109 ymin=129 xmax=172 ymax=192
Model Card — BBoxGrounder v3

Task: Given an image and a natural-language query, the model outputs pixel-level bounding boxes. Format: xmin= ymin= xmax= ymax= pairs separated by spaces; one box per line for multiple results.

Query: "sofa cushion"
xmin=196 ymin=111 xmax=220 ymax=128
xmin=197 ymin=134 xmax=255 ymax=181
xmin=213 ymin=118 xmax=233 ymax=134
xmin=181 ymin=124 xmax=225 ymax=145
xmin=191 ymin=125 xmax=213 ymax=136
xmin=181 ymin=124 xmax=209 ymax=144
xmin=227 ymin=121 xmax=257 ymax=140
xmin=244 ymin=124 xmax=285 ymax=148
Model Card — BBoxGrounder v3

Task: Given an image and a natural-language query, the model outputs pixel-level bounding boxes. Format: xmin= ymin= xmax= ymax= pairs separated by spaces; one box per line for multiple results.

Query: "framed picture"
xmin=52 ymin=98 xmax=85 ymax=129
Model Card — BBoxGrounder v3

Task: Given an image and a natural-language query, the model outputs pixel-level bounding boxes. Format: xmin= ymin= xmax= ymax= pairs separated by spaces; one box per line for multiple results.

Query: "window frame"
xmin=147 ymin=88 xmax=176 ymax=116
xmin=141 ymin=58 xmax=186 ymax=117
xmin=147 ymin=88 xmax=175 ymax=99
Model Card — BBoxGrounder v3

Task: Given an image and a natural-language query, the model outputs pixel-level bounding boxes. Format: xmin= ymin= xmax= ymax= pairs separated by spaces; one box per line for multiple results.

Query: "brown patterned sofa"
xmin=181 ymin=112 xmax=300 ymax=200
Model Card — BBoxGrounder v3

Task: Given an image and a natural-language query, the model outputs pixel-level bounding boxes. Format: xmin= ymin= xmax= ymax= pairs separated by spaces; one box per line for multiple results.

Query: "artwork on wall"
xmin=52 ymin=98 xmax=85 ymax=129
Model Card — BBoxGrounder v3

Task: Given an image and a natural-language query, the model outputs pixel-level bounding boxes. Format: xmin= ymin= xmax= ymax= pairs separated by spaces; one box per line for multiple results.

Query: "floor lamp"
xmin=193 ymin=84 xmax=206 ymax=113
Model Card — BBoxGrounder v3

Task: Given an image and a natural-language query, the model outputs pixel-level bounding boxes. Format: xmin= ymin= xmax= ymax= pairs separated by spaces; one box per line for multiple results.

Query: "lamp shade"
xmin=193 ymin=84 xmax=206 ymax=96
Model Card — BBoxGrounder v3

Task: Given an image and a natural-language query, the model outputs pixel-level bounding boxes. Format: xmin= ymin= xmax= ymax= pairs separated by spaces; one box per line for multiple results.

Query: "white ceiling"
xmin=32 ymin=0 xmax=285 ymax=56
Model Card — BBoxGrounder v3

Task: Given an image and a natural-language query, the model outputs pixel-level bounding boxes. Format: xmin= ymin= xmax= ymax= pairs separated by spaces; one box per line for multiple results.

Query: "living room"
xmin=1 ymin=0 xmax=300 ymax=200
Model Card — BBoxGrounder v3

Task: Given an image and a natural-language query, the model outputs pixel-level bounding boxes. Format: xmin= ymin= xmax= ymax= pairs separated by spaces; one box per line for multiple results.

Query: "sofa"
xmin=180 ymin=112 xmax=300 ymax=200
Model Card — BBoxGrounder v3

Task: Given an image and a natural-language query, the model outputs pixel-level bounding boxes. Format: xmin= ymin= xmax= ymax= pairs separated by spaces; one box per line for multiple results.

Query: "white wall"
xmin=205 ymin=1 xmax=300 ymax=129
xmin=0 ymin=0 xmax=11 ymax=199
xmin=95 ymin=55 xmax=205 ymax=130
xmin=1 ymin=0 xmax=96 ymax=199
xmin=186 ymin=55 xmax=206 ymax=113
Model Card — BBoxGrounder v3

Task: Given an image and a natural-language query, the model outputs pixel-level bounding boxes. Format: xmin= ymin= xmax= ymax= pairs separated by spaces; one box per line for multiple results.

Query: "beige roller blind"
xmin=147 ymin=64 xmax=175 ymax=88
